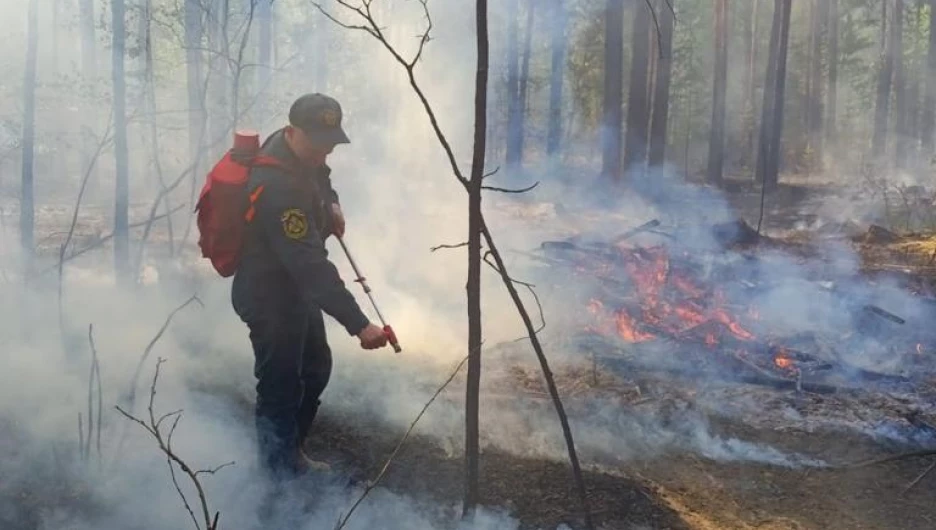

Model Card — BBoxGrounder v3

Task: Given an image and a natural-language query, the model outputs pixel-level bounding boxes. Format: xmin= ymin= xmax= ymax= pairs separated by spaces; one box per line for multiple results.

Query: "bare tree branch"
xmin=481 ymin=181 xmax=539 ymax=193
xmin=430 ymin=242 xmax=469 ymax=252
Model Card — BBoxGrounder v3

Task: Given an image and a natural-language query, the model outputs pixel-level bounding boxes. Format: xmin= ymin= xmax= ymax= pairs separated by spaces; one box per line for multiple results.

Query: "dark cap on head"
xmin=288 ymin=93 xmax=350 ymax=146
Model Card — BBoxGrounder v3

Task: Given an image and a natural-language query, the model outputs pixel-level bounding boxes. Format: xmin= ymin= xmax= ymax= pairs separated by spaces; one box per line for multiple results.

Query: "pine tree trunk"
xmin=505 ymin=0 xmax=522 ymax=168
xmin=755 ymin=0 xmax=782 ymax=185
xmin=517 ymin=0 xmax=535 ymax=168
xmin=826 ymin=0 xmax=839 ymax=144
xmin=924 ymin=0 xmax=936 ymax=152
xmin=744 ymin=0 xmax=760 ymax=162
xmin=112 ymin=0 xmax=130 ymax=283
xmin=547 ymin=0 xmax=566 ymax=156
xmin=20 ymin=0 xmax=38 ymax=268
xmin=872 ymin=1 xmax=893 ymax=158
xmin=648 ymin=0 xmax=673 ymax=167
xmin=766 ymin=0 xmax=793 ymax=188
xmin=707 ymin=0 xmax=729 ymax=185
xmin=602 ymin=0 xmax=625 ymax=180
xmin=808 ymin=0 xmax=826 ymax=165
xmin=893 ymin=0 xmax=907 ymax=168
xmin=623 ymin=2 xmax=651 ymax=174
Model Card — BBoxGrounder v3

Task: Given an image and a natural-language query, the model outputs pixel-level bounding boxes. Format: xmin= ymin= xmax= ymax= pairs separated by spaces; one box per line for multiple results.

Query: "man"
xmin=232 ymin=93 xmax=388 ymax=478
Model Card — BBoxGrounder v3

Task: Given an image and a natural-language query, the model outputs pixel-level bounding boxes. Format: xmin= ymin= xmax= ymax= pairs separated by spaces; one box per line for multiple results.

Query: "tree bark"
xmin=547 ymin=0 xmax=567 ymax=156
xmin=872 ymin=0 xmax=893 ymax=158
xmin=648 ymin=0 xmax=674 ymax=167
xmin=755 ymin=0 xmax=782 ymax=185
xmin=112 ymin=0 xmax=131 ymax=284
xmin=707 ymin=0 xmax=729 ymax=185
xmin=623 ymin=1 xmax=651 ymax=174
xmin=826 ymin=0 xmax=839 ymax=144
xmin=602 ymin=0 xmax=625 ymax=180
xmin=20 ymin=0 xmax=38 ymax=268
xmin=463 ymin=0 xmax=489 ymax=517
xmin=924 ymin=0 xmax=936 ymax=152
xmin=505 ymin=0 xmax=522 ymax=169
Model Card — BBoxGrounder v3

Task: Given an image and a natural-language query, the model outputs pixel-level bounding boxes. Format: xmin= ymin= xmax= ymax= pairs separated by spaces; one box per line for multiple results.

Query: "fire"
xmin=588 ymin=244 xmax=757 ymax=347
xmin=774 ymin=354 xmax=794 ymax=370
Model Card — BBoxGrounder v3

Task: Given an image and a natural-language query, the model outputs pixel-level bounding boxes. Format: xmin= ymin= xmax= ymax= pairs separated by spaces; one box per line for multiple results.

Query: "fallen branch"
xmin=334 ymin=354 xmax=470 ymax=530
xmin=115 ymin=358 xmax=231 ymax=530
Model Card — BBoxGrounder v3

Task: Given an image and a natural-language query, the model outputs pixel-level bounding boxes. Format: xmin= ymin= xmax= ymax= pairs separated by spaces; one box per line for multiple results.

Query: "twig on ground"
xmin=115 ymin=358 xmax=231 ymax=530
xmin=903 ymin=458 xmax=936 ymax=495
xmin=334 ymin=354 xmax=470 ymax=530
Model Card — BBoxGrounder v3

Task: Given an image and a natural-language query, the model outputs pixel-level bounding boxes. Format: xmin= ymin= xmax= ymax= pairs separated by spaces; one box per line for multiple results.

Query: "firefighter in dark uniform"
xmin=231 ymin=93 xmax=388 ymax=478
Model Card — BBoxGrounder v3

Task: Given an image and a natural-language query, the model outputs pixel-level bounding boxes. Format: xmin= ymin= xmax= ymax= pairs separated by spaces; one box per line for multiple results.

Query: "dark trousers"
xmin=234 ymin=295 xmax=333 ymax=477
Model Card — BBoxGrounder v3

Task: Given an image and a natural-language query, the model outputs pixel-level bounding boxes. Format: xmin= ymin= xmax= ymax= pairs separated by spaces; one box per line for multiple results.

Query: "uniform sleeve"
xmin=253 ymin=178 xmax=369 ymax=336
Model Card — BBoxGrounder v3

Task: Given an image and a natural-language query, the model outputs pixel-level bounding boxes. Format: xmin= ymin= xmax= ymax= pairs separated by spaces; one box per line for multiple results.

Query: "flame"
xmin=587 ymin=245 xmax=757 ymax=346
xmin=774 ymin=354 xmax=794 ymax=370
xmin=917 ymin=343 xmax=924 ymax=355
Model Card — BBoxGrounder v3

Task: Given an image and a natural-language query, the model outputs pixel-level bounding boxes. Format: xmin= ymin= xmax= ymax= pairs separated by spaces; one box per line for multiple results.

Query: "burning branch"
xmin=115 ymin=358 xmax=232 ymax=530
xmin=316 ymin=1 xmax=592 ymax=526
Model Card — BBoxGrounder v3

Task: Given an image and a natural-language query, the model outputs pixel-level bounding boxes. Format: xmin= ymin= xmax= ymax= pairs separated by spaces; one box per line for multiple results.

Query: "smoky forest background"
xmin=5 ymin=0 xmax=936 ymax=529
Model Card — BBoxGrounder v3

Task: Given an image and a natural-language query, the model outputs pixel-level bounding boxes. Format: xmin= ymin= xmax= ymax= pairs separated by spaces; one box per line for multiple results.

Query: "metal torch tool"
xmin=336 ymin=236 xmax=402 ymax=353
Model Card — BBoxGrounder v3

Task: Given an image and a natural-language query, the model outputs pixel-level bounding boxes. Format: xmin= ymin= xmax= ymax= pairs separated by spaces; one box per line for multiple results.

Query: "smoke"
xmin=1 ymin=0 xmax=918 ymax=528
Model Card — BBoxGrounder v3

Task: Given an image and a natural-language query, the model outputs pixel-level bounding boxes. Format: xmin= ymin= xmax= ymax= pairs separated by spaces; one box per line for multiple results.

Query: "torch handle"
xmin=336 ymin=236 xmax=402 ymax=353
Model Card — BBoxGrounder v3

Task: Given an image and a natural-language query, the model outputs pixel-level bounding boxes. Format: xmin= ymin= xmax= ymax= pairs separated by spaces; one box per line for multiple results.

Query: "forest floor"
xmin=6 ymin=176 xmax=936 ymax=529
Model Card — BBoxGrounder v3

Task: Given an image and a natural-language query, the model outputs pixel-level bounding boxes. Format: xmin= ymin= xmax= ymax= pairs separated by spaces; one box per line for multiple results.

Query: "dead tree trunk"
xmin=623 ymin=1 xmax=651 ymax=174
xmin=872 ymin=1 xmax=893 ymax=158
xmin=602 ymin=0 xmax=624 ymax=180
xmin=112 ymin=0 xmax=131 ymax=283
xmin=924 ymin=0 xmax=936 ymax=152
xmin=648 ymin=0 xmax=674 ymax=167
xmin=707 ymin=0 xmax=729 ymax=185
xmin=20 ymin=0 xmax=38 ymax=268
xmin=547 ymin=0 xmax=566 ymax=156
xmin=505 ymin=0 xmax=522 ymax=169
xmin=462 ymin=0 xmax=489 ymax=517
xmin=826 ymin=0 xmax=838 ymax=144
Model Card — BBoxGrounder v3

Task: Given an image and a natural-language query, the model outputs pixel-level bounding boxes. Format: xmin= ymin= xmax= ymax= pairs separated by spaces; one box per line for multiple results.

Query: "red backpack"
xmin=194 ymin=130 xmax=288 ymax=277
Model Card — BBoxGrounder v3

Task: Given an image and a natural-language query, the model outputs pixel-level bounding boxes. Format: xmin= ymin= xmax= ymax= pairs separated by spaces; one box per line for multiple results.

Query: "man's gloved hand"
xmin=357 ymin=323 xmax=388 ymax=349
xmin=331 ymin=203 xmax=345 ymax=237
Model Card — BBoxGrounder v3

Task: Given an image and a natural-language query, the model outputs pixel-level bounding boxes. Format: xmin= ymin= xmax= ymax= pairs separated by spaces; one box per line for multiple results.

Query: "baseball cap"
xmin=288 ymin=93 xmax=351 ymax=146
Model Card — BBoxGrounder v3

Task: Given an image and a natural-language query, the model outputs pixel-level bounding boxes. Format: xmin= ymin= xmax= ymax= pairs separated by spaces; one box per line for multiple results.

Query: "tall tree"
xmin=826 ymin=0 xmax=839 ymax=144
xmin=807 ymin=0 xmax=826 ymax=163
xmin=623 ymin=1 xmax=651 ymax=173
xmin=547 ymin=0 xmax=567 ymax=156
xmin=185 ymin=0 xmax=205 ymax=165
xmin=517 ymin=0 xmax=536 ymax=168
xmin=113 ymin=0 xmax=130 ymax=283
xmin=892 ymin=0 xmax=907 ymax=167
xmin=744 ymin=0 xmax=761 ymax=160
xmin=602 ymin=0 xmax=624 ymax=180
xmin=707 ymin=0 xmax=729 ymax=185
xmin=872 ymin=1 xmax=894 ymax=158
xmin=924 ymin=0 xmax=936 ymax=152
xmin=256 ymin=0 xmax=273 ymax=120
xmin=505 ymin=0 xmax=522 ymax=169
xmin=648 ymin=0 xmax=674 ymax=167
xmin=755 ymin=0 xmax=789 ymax=188
xmin=21 ymin=0 xmax=39 ymax=268
xmin=464 ymin=0 xmax=489 ymax=517
xmin=79 ymin=0 xmax=97 ymax=185
xmin=766 ymin=0 xmax=793 ymax=188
